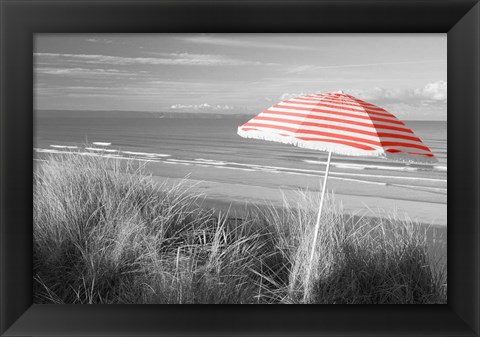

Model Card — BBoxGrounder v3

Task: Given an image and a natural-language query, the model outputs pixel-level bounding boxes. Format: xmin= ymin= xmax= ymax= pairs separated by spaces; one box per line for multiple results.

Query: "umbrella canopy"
xmin=238 ymin=91 xmax=437 ymax=164
xmin=237 ymin=91 xmax=437 ymax=302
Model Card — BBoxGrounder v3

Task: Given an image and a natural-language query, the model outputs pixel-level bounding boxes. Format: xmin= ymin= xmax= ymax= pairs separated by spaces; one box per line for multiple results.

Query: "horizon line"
xmin=34 ymin=109 xmax=448 ymax=121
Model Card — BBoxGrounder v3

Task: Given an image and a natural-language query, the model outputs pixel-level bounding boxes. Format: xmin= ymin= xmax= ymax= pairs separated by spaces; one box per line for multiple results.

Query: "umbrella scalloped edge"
xmin=237 ymin=128 xmax=438 ymax=165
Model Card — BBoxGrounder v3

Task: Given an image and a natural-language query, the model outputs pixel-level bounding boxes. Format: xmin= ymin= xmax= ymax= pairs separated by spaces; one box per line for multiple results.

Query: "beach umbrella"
xmin=237 ymin=91 xmax=437 ymax=300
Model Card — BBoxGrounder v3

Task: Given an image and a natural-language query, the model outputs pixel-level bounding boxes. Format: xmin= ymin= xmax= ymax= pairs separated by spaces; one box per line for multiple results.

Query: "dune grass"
xmin=33 ymin=153 xmax=447 ymax=304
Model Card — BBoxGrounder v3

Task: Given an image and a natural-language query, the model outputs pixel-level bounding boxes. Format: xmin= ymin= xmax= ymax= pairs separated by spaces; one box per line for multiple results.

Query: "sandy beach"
xmin=148 ymin=168 xmax=446 ymax=226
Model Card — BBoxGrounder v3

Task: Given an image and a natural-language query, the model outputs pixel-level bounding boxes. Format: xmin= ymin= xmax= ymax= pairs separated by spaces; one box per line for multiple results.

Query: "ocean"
xmin=34 ymin=112 xmax=447 ymax=225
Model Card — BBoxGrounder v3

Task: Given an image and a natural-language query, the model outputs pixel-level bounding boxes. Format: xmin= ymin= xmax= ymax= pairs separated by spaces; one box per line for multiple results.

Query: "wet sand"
xmin=146 ymin=160 xmax=447 ymax=226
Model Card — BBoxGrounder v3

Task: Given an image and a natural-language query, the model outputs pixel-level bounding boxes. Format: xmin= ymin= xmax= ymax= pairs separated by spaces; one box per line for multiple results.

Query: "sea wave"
xmin=433 ymin=165 xmax=448 ymax=171
xmin=121 ymin=151 xmax=170 ymax=157
xmin=34 ymin=145 xmax=447 ymax=187
xmin=50 ymin=145 xmax=78 ymax=149
xmin=303 ymin=159 xmax=446 ymax=172
xmin=85 ymin=147 xmax=118 ymax=153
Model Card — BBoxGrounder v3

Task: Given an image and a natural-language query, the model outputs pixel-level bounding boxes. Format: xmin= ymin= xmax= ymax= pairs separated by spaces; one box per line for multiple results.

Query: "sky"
xmin=34 ymin=34 xmax=447 ymax=120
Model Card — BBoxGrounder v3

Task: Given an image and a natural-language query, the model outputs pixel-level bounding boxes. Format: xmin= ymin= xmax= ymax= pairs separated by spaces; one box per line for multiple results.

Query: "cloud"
xmin=34 ymin=52 xmax=277 ymax=67
xmin=66 ymin=93 xmax=121 ymax=98
xmin=87 ymin=38 xmax=114 ymax=44
xmin=279 ymin=92 xmax=307 ymax=100
xmin=35 ymin=67 xmax=144 ymax=77
xmin=286 ymin=60 xmax=446 ymax=74
xmin=413 ymin=80 xmax=447 ymax=101
xmin=170 ymin=103 xmax=234 ymax=111
xmin=349 ymin=81 xmax=447 ymax=106
xmin=178 ymin=35 xmax=317 ymax=51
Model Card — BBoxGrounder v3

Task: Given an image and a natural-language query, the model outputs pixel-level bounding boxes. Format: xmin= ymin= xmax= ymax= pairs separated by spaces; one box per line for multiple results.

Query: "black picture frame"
xmin=1 ymin=0 xmax=479 ymax=336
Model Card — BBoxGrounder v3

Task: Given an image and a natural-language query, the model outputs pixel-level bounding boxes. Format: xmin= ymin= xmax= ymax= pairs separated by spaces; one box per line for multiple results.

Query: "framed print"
xmin=1 ymin=0 xmax=479 ymax=336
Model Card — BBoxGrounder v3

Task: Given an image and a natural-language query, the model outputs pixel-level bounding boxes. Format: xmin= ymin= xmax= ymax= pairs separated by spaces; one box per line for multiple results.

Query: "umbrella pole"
xmin=304 ymin=150 xmax=332 ymax=303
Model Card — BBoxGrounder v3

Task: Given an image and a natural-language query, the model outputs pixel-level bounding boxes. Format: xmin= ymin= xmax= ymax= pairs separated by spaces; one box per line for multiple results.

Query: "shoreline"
xmin=150 ymin=175 xmax=447 ymax=227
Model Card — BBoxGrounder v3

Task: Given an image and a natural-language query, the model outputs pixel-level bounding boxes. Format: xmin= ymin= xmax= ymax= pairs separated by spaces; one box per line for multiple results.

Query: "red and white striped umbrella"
xmin=237 ymin=91 xmax=437 ymax=301
xmin=238 ymin=91 xmax=436 ymax=163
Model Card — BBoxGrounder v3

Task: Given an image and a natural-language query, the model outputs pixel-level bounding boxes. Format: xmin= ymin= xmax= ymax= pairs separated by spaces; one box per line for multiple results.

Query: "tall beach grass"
xmin=33 ymin=152 xmax=447 ymax=304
